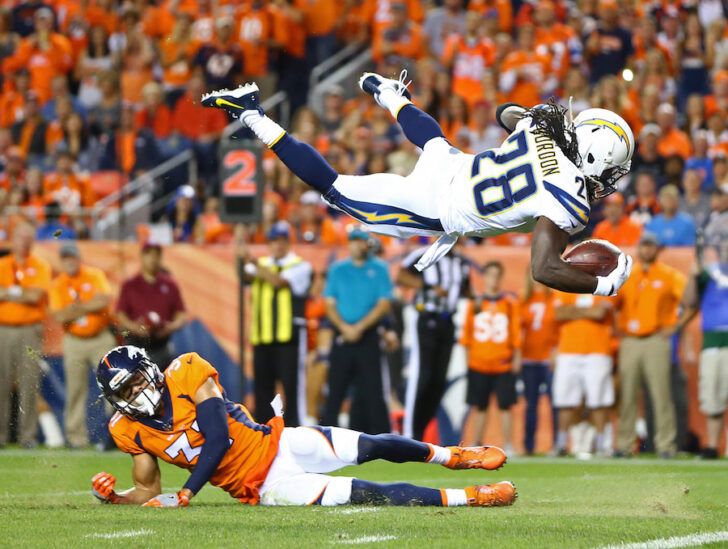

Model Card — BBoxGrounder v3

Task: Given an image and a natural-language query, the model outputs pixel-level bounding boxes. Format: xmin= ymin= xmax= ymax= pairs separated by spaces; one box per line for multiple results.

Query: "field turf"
xmin=1 ymin=449 xmax=727 ymax=548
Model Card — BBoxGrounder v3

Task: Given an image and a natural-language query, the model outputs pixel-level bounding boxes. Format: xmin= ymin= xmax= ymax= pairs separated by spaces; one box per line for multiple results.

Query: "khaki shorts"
xmin=699 ymin=347 xmax=728 ymax=416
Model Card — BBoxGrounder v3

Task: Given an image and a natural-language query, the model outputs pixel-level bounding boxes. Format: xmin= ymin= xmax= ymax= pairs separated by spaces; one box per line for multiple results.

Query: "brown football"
xmin=563 ymin=239 xmax=621 ymax=277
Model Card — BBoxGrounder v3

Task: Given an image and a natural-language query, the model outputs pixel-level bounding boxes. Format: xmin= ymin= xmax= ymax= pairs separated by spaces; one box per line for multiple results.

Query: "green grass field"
xmin=1 ymin=449 xmax=727 ymax=549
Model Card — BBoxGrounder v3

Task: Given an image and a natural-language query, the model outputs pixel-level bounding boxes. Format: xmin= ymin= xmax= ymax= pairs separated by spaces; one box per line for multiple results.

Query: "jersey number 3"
xmin=471 ymin=131 xmax=537 ymax=217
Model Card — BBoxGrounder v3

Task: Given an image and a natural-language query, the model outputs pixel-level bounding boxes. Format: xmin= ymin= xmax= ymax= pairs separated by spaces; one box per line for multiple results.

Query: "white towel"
xmin=415 ymin=235 xmax=458 ymax=271
xmin=270 ymin=394 xmax=284 ymax=418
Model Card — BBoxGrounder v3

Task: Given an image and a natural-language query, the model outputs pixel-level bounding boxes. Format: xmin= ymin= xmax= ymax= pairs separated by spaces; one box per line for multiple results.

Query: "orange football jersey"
xmin=460 ymin=293 xmax=522 ymax=374
xmin=109 ymin=352 xmax=283 ymax=504
xmin=520 ymin=289 xmax=558 ymax=362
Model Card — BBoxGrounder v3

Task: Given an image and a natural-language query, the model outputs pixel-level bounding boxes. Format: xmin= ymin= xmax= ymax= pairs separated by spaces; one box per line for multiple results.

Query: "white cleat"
xmin=358 ymin=70 xmax=412 ymax=108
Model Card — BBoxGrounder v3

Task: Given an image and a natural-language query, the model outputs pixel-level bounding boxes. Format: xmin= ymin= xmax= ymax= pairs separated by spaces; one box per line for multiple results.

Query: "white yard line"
xmin=85 ymin=529 xmax=154 ymax=540
xmin=338 ymin=535 xmax=396 ymax=545
xmin=597 ymin=530 xmax=728 ymax=549
xmin=337 ymin=507 xmax=378 ymax=515
xmin=509 ymin=457 xmax=728 ymax=468
xmin=0 ymin=490 xmax=89 ymax=499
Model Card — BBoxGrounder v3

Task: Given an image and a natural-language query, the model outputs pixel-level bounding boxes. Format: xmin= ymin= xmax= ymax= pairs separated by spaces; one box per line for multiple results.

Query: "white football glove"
xmin=594 ymin=253 xmax=633 ymax=297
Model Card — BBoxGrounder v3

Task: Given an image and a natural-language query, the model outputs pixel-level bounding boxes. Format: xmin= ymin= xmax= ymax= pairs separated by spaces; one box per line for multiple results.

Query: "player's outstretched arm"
xmin=530 ymin=217 xmax=631 ymax=296
xmin=91 ymin=453 xmax=162 ymax=505
xmin=144 ymin=377 xmax=230 ymax=508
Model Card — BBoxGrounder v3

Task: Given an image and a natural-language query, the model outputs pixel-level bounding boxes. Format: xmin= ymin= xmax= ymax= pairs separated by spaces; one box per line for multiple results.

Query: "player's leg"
xmin=359 ymin=71 xmax=446 ymax=150
xmin=282 ymin=424 xmax=505 ymax=475
xmin=201 ymin=85 xmax=444 ymax=235
xmin=260 ymin=472 xmax=516 ymax=507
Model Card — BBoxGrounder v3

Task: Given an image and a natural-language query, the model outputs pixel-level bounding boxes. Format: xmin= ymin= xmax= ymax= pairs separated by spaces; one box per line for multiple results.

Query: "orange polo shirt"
xmin=460 ymin=293 xmax=522 ymax=374
xmin=0 ymin=253 xmax=51 ymax=326
xmin=553 ymin=293 xmax=614 ymax=356
xmin=49 ymin=265 xmax=112 ymax=338
xmin=616 ymin=261 xmax=686 ymax=337
xmin=592 ymin=217 xmax=643 ymax=247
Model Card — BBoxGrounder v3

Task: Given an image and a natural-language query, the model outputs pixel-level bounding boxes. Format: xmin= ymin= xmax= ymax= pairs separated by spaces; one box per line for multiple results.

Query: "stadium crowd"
xmin=0 ymin=0 xmax=725 ymax=246
xmin=0 ymin=0 xmax=727 ymax=458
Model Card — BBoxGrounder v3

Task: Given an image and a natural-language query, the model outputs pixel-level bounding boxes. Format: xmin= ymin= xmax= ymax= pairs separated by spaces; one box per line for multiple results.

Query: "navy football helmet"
xmin=96 ymin=346 xmax=165 ymax=418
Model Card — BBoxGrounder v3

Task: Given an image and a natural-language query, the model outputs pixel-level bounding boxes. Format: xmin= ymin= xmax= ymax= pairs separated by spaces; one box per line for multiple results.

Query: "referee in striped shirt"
xmin=397 ymin=242 xmax=472 ymax=440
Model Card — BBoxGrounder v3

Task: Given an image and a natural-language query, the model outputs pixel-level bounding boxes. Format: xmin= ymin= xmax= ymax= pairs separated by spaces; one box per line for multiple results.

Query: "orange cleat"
xmin=444 ymin=445 xmax=507 ymax=470
xmin=465 ymin=482 xmax=517 ymax=507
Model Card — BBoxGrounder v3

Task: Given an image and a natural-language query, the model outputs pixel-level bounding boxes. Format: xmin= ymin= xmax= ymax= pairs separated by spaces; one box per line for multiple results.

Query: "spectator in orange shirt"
xmin=592 ymin=192 xmax=643 ymax=246
xmin=533 ymin=1 xmax=582 ymax=80
xmin=194 ymin=196 xmax=232 ymax=244
xmin=270 ymin=0 xmax=307 ymax=114
xmin=0 ymin=69 xmax=29 ymax=128
xmin=0 ymin=146 xmax=25 ymax=191
xmin=499 ymin=23 xmax=555 ymax=108
xmin=520 ymin=271 xmax=558 ymax=455
xmin=2 ymin=8 xmax=73 ymax=104
xmin=134 ymin=82 xmax=173 ymax=139
xmin=237 ymin=1 xmax=271 ymax=81
xmin=656 ymin=103 xmax=692 ymax=160
xmin=290 ymin=190 xmax=346 ymax=245
xmin=461 ymin=261 xmax=522 ymax=453
xmin=158 ymin=10 xmax=200 ymax=108
xmin=172 ymin=75 xmax=228 ymax=181
xmin=372 ymin=2 xmax=424 ymax=64
xmin=49 ymin=241 xmax=116 ymax=448
xmin=43 ymin=146 xmax=95 ymax=211
xmin=0 ymin=222 xmax=52 ymax=448
xmin=441 ymin=11 xmax=496 ymax=107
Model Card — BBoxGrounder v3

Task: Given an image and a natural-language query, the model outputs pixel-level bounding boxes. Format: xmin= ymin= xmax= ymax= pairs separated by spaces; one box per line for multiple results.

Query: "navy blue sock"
xmin=270 ymin=133 xmax=338 ymax=194
xmin=350 ymin=479 xmax=444 ymax=506
xmin=357 ymin=433 xmax=430 ymax=464
xmin=396 ymin=104 xmax=446 ymax=149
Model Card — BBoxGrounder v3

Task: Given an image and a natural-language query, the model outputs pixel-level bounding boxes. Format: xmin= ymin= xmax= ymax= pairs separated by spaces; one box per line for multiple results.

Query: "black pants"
xmin=323 ymin=329 xmax=390 ymax=434
xmin=253 ymin=339 xmax=302 ymax=427
xmin=407 ymin=313 xmax=455 ymax=441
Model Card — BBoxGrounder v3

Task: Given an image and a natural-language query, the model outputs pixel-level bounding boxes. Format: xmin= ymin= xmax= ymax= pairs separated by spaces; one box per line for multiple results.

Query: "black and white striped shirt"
xmin=401 ymin=248 xmax=471 ymax=314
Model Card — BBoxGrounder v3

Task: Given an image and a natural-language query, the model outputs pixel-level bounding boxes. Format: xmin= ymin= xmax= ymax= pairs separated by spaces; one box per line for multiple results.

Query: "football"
xmin=563 ymin=239 xmax=621 ymax=277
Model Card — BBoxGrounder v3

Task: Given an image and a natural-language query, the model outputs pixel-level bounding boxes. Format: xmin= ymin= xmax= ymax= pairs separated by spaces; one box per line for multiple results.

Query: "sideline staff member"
xmin=240 ymin=221 xmax=312 ymax=426
xmin=397 ymin=243 xmax=472 ymax=441
xmin=322 ymin=227 xmax=393 ymax=434
xmin=0 ymin=223 xmax=51 ymax=448
xmin=49 ymin=242 xmax=115 ymax=449
xmin=615 ymin=231 xmax=685 ymax=458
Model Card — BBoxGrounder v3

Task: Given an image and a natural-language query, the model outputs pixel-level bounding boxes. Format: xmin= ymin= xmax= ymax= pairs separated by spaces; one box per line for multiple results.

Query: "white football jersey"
xmin=438 ymin=117 xmax=590 ymax=238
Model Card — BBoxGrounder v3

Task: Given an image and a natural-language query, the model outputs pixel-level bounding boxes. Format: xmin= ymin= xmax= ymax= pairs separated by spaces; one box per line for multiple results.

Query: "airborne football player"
xmin=202 ymin=71 xmax=633 ymax=297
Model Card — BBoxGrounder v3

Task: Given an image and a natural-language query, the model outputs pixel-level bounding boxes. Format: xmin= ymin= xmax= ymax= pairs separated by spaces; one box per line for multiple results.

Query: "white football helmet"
xmin=573 ymin=108 xmax=634 ymax=199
